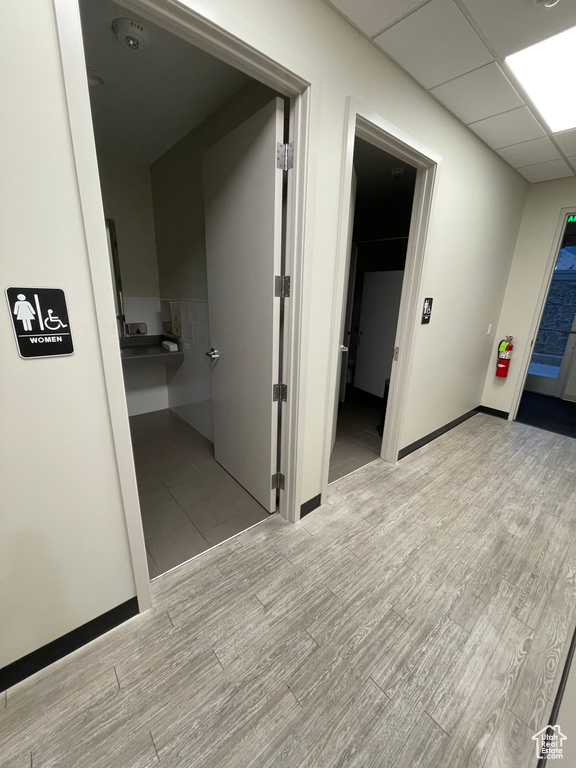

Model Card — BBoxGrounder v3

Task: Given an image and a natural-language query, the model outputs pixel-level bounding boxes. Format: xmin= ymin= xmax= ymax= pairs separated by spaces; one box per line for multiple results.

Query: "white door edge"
xmin=331 ymin=169 xmax=357 ymax=454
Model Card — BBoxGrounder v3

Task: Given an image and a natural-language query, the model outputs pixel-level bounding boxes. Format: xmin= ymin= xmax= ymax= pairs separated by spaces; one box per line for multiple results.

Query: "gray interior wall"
xmin=96 ymin=151 xmax=160 ymax=298
xmin=150 ymin=80 xmax=276 ymax=440
xmin=151 ymin=80 xmax=277 ymax=300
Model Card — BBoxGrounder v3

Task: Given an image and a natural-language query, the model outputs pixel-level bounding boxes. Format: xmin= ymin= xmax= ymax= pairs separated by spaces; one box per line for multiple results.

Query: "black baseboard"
xmin=477 ymin=405 xmax=509 ymax=420
xmin=398 ymin=409 xmax=479 ymax=460
xmin=397 ymin=405 xmax=511 ymax=460
xmin=300 ymin=494 xmax=322 ymax=518
xmin=0 ymin=597 xmax=138 ymax=693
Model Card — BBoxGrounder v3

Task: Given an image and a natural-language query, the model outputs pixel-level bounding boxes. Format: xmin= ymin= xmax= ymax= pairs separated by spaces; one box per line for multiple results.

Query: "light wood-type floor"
xmin=2 ymin=414 xmax=576 ymax=768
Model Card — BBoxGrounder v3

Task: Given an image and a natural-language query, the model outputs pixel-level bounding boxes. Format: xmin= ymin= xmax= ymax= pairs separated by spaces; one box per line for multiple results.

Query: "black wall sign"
xmin=6 ymin=287 xmax=74 ymax=358
xmin=422 ymin=297 xmax=433 ymax=324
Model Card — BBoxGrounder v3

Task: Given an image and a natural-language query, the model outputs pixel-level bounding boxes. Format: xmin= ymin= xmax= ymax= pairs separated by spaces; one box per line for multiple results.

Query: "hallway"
xmin=1 ymin=414 xmax=575 ymax=767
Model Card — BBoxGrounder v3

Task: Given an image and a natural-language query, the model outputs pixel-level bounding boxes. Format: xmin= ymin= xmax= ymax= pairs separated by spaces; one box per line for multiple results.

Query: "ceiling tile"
xmin=497 ymin=137 xmax=562 ymax=168
xmin=373 ymin=0 xmax=493 ymax=89
xmin=459 ymin=0 xmax=576 ymax=57
xmin=469 ymin=107 xmax=546 ymax=149
xmin=430 ymin=63 xmax=523 ymax=125
xmin=517 ymin=159 xmax=574 ymax=183
xmin=554 ymin=129 xmax=576 ymax=157
xmin=327 ymin=0 xmax=432 ymax=37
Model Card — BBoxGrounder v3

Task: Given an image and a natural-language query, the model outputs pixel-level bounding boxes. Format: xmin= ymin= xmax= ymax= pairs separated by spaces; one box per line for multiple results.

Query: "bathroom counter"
xmin=120 ymin=335 xmax=183 ymax=366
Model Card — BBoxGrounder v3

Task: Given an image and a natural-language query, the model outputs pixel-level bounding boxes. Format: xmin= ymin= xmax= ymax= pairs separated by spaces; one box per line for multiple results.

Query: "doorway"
xmin=78 ymin=0 xmax=292 ymax=577
xmin=330 ymin=139 xmax=417 ymax=482
xmin=516 ymin=214 xmax=576 ymax=439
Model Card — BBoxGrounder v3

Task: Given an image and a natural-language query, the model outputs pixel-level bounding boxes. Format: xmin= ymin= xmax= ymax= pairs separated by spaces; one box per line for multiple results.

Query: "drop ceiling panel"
xmin=430 ymin=63 xmax=524 ymax=125
xmin=373 ymin=0 xmax=493 ymax=89
xmin=459 ymin=0 xmax=576 ymax=57
xmin=327 ymin=0 xmax=432 ymax=36
xmin=322 ymin=0 xmax=575 ymax=181
xmin=554 ymin=129 xmax=576 ymax=157
xmin=517 ymin=159 xmax=574 ymax=183
xmin=469 ymin=106 xmax=546 ymax=149
xmin=496 ymin=137 xmax=562 ymax=168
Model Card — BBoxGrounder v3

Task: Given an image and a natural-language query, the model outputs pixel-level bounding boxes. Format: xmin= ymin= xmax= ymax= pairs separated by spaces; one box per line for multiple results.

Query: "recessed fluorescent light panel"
xmin=506 ymin=25 xmax=576 ymax=133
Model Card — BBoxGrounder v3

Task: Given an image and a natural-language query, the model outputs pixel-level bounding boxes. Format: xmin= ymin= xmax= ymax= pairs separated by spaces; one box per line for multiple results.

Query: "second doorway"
xmin=329 ymin=138 xmax=417 ymax=483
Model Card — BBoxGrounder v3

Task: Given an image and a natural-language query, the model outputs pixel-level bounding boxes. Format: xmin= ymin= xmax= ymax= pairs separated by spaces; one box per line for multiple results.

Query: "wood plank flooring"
xmin=1 ymin=414 xmax=576 ymax=768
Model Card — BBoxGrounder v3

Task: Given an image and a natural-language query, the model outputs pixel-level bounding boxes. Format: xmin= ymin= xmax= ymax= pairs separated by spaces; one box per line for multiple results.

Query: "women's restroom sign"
xmin=5 ymin=287 xmax=74 ymax=358
xmin=422 ymin=297 xmax=433 ymax=324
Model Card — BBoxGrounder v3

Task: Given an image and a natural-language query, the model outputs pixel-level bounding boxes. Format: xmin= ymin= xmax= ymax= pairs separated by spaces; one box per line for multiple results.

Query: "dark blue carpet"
xmin=516 ymin=391 xmax=576 ymax=440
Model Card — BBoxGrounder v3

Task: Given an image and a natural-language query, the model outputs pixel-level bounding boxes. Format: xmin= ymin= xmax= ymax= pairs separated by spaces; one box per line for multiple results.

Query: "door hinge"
xmin=275 ymin=275 xmax=291 ymax=298
xmin=393 ymin=346 xmax=399 ymax=361
xmin=277 ymin=142 xmax=294 ymax=171
xmin=273 ymin=383 xmax=288 ymax=402
xmin=271 ymin=472 xmax=285 ymax=490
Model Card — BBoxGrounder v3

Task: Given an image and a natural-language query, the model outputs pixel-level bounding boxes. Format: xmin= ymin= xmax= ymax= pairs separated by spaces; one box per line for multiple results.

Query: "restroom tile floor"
xmin=329 ymin=389 xmax=382 ymax=483
xmin=129 ymin=409 xmax=269 ymax=577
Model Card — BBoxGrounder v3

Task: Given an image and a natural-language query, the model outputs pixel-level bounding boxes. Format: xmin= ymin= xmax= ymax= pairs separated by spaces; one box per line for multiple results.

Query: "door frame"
xmin=509 ymin=207 xmax=576 ymax=421
xmin=52 ymin=0 xmax=311 ymax=609
xmin=558 ymin=312 xmax=576 ymax=401
xmin=323 ymin=98 xmax=440 ymax=492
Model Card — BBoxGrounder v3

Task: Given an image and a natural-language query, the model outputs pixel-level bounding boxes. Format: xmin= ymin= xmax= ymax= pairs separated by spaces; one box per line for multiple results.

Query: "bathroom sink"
xmin=119 ymin=335 xmax=183 ymax=365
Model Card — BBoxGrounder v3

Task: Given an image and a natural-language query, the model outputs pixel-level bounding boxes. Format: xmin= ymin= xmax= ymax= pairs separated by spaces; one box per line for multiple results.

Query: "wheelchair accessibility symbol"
xmin=6 ymin=286 xmax=74 ymax=359
xmin=44 ymin=308 xmax=68 ymax=331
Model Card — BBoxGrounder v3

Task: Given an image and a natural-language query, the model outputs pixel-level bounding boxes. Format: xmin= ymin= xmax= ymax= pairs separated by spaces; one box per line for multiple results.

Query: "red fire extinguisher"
xmin=496 ymin=336 xmax=514 ymax=378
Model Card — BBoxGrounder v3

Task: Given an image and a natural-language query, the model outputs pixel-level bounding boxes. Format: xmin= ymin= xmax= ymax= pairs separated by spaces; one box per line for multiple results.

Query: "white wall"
xmin=0 ymin=0 xmax=136 ymax=668
xmin=167 ymin=300 xmax=214 ymax=441
xmin=96 ymin=152 xmax=160 ymax=298
xmin=98 ymin=151 xmax=169 ymax=416
xmin=1 ymin=0 xmax=538 ymax=669
xmin=179 ymin=0 xmax=526 ymax=488
xmin=97 ymin=146 xmax=168 ymax=417
xmin=482 ymin=177 xmax=576 ymax=413
xmin=123 ymin=361 xmax=169 ymax=415
xmin=121 ymin=296 xmax=169 ymax=416
xmin=122 ymin=296 xmax=163 ymax=336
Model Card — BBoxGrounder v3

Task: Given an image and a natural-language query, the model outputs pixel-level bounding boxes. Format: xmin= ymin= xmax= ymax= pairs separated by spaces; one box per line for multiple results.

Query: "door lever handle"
xmin=339 ymin=345 xmax=349 ymax=352
xmin=205 ymin=347 xmax=220 ymax=360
